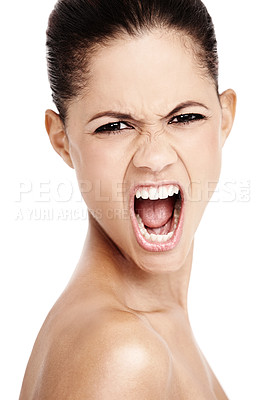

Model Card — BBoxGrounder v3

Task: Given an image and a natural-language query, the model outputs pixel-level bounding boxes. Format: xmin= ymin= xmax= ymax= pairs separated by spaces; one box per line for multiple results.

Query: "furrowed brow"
xmin=88 ymin=101 xmax=209 ymax=124
xmin=88 ymin=111 xmax=139 ymax=124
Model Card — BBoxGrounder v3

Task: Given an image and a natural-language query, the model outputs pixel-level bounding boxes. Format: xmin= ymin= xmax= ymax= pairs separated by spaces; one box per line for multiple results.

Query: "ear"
xmin=219 ymin=89 xmax=237 ymax=147
xmin=45 ymin=110 xmax=74 ymax=169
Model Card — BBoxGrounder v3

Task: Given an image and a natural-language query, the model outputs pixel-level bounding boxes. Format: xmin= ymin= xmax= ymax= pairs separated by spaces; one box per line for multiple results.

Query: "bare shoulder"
xmin=23 ymin=306 xmax=173 ymax=400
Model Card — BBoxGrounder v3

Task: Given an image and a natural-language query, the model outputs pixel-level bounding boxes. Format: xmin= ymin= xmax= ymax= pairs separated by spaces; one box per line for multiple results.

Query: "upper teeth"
xmin=135 ymin=185 xmax=179 ymax=200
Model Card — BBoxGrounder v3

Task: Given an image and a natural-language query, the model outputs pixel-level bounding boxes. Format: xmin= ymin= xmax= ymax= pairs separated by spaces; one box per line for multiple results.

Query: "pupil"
xmin=110 ymin=123 xmax=119 ymax=129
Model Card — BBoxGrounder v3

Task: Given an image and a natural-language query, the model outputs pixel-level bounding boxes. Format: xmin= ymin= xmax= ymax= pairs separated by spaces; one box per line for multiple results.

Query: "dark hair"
xmin=46 ymin=0 xmax=218 ymax=123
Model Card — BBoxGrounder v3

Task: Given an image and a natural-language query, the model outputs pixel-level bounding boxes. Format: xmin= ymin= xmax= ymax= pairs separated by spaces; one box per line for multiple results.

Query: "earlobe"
xmin=219 ymin=89 xmax=237 ymax=146
xmin=45 ymin=110 xmax=74 ymax=169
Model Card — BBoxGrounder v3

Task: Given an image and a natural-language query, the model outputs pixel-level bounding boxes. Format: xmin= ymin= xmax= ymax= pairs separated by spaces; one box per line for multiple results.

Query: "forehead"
xmin=83 ymin=30 xmax=216 ymax=116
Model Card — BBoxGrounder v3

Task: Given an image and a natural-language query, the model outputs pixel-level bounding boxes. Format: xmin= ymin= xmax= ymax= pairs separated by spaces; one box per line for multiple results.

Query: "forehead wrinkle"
xmin=85 ymin=98 xmax=198 ymax=128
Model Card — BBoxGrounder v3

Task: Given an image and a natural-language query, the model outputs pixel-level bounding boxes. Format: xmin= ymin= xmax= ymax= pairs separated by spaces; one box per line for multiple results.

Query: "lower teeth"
xmin=136 ymin=207 xmax=179 ymax=243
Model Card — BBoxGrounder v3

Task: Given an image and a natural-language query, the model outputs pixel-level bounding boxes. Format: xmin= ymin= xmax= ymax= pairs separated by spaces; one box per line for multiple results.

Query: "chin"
xmin=126 ymin=233 xmax=194 ymax=275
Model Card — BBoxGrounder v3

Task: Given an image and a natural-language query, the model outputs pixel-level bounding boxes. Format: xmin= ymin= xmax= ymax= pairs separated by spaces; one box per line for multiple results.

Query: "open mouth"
xmin=131 ymin=184 xmax=184 ymax=252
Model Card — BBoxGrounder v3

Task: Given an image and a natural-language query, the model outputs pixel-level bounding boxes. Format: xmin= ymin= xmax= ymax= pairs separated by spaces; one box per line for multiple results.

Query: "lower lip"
xmin=130 ymin=189 xmax=184 ymax=252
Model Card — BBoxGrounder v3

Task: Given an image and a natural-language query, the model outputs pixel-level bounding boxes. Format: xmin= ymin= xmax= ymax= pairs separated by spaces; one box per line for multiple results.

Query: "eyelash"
xmin=94 ymin=122 xmax=132 ymax=134
xmin=169 ymin=113 xmax=206 ymax=125
xmin=94 ymin=113 xmax=207 ymax=135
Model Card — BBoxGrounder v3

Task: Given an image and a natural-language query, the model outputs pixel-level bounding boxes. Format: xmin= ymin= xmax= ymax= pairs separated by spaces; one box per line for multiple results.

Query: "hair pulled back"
xmin=46 ymin=0 xmax=218 ymax=122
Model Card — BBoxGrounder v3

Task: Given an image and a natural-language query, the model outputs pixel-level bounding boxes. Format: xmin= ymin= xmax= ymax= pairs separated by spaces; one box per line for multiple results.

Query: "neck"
xmin=73 ymin=216 xmax=193 ymax=315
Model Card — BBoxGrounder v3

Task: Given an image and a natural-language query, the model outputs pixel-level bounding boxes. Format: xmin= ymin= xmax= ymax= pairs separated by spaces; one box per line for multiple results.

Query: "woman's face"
xmin=47 ymin=30 xmax=235 ymax=273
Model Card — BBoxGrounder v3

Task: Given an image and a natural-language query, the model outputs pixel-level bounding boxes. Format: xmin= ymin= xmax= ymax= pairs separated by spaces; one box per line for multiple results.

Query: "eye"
xmin=168 ymin=113 xmax=206 ymax=125
xmin=94 ymin=121 xmax=133 ymax=134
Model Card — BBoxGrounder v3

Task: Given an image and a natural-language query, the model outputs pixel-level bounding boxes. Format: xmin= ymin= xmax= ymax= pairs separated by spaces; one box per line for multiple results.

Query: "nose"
xmin=132 ymin=137 xmax=178 ymax=173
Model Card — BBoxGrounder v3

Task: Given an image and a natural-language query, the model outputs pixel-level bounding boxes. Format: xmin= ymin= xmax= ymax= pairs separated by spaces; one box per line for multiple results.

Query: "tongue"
xmin=135 ymin=197 xmax=175 ymax=228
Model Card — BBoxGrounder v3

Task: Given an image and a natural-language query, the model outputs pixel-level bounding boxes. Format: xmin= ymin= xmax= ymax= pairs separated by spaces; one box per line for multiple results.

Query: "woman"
xmin=19 ymin=0 xmax=236 ymax=398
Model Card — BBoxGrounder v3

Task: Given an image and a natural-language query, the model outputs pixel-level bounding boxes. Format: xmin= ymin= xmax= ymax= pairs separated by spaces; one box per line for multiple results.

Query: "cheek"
xmin=70 ymin=138 xmax=128 ymax=217
xmin=187 ymin=123 xmax=222 ymax=184
xmin=179 ymin=123 xmax=222 ymax=218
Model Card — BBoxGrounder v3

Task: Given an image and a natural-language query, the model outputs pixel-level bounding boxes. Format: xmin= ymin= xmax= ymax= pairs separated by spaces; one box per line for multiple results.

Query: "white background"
xmin=1 ymin=0 xmax=265 ymax=399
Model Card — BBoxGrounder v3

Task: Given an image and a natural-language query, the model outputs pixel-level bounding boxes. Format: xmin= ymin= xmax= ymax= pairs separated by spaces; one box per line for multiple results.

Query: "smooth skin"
xmin=20 ymin=30 xmax=236 ymax=399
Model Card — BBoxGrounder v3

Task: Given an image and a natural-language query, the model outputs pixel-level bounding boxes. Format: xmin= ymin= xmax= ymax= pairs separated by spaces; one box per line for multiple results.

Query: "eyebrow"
xmin=164 ymin=101 xmax=209 ymax=119
xmin=87 ymin=101 xmax=209 ymax=124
